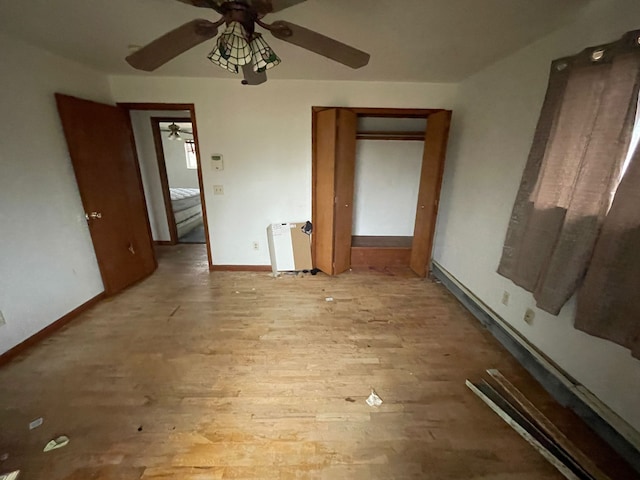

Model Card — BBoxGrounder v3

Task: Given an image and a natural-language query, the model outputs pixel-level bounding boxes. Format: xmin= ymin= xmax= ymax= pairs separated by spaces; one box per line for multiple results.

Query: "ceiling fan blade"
xmin=241 ymin=65 xmax=267 ymax=85
xmin=126 ymin=19 xmax=221 ymax=72
xmin=174 ymin=0 xmax=224 ymax=13
xmin=269 ymin=21 xmax=370 ymax=69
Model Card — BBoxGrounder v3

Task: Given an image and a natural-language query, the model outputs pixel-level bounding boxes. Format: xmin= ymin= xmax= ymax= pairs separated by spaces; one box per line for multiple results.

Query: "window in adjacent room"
xmin=185 ymin=140 xmax=197 ymax=169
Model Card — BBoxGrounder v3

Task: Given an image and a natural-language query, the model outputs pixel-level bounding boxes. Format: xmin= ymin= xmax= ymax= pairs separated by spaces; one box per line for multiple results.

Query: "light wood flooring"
xmin=0 ymin=245 xmax=636 ymax=479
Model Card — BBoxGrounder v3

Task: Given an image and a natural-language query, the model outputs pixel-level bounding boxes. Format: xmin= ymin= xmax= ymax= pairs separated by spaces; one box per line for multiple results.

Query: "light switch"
xmin=211 ymin=154 xmax=224 ymax=171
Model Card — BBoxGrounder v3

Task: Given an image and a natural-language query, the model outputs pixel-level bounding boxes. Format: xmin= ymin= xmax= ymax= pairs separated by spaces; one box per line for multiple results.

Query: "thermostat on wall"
xmin=211 ymin=154 xmax=224 ymax=171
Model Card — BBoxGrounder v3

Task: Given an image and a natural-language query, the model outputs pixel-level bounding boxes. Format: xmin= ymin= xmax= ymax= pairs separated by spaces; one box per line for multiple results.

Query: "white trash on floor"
xmin=43 ymin=436 xmax=69 ymax=452
xmin=366 ymin=389 xmax=383 ymax=407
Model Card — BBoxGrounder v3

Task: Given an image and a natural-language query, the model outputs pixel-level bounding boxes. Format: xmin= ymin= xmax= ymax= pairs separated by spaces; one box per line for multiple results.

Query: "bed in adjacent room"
xmin=169 ymin=187 xmax=203 ymax=239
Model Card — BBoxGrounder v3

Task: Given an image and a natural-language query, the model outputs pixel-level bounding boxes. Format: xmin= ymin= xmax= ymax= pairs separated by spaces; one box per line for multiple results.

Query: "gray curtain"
xmin=498 ymin=30 xmax=640 ymax=316
xmin=575 ymin=141 xmax=640 ymax=359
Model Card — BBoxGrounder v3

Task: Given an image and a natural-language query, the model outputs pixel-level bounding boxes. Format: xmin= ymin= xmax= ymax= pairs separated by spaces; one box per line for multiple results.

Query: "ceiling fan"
xmin=162 ymin=122 xmax=193 ymax=140
xmin=126 ymin=0 xmax=370 ymax=85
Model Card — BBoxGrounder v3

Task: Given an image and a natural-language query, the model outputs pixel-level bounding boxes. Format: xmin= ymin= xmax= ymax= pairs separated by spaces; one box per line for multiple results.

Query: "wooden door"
xmin=313 ymin=108 xmax=357 ymax=275
xmin=55 ymin=94 xmax=157 ymax=295
xmin=410 ymin=110 xmax=452 ymax=277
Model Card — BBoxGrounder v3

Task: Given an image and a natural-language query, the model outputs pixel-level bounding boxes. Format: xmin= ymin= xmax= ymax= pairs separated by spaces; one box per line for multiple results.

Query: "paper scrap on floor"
xmin=366 ymin=389 xmax=383 ymax=407
xmin=43 ymin=436 xmax=69 ymax=452
xmin=29 ymin=417 xmax=43 ymax=430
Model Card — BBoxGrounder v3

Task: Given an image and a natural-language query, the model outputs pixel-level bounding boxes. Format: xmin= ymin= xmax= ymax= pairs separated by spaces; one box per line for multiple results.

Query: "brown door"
xmin=55 ymin=94 xmax=156 ymax=295
xmin=313 ymin=108 xmax=357 ymax=275
xmin=410 ymin=110 xmax=452 ymax=277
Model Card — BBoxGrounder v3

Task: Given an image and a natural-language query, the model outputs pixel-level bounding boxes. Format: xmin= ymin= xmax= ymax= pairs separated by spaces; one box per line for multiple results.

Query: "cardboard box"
xmin=267 ymin=222 xmax=313 ymax=274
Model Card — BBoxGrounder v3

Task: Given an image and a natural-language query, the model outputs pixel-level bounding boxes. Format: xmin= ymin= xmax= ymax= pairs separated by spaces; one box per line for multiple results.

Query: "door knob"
xmin=85 ymin=211 xmax=102 ymax=220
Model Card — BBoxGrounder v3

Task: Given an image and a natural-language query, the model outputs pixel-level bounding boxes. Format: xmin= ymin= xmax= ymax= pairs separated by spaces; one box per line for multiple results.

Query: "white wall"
xmin=0 ymin=33 xmax=110 ymax=354
xmin=129 ymin=110 xmax=190 ymax=241
xmin=352 ymin=140 xmax=423 ymax=236
xmin=110 ymin=77 xmax=458 ymax=265
xmin=434 ymin=0 xmax=640 ymax=430
xmin=161 ymin=133 xmax=199 ymax=189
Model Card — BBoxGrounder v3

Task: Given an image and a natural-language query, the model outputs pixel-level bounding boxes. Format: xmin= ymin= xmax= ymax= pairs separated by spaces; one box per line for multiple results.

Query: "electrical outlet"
xmin=0 ymin=309 xmax=6 ymax=327
xmin=524 ymin=308 xmax=535 ymax=325
xmin=501 ymin=291 xmax=510 ymax=306
xmin=213 ymin=185 xmax=224 ymax=195
xmin=252 ymin=241 xmax=259 ymax=251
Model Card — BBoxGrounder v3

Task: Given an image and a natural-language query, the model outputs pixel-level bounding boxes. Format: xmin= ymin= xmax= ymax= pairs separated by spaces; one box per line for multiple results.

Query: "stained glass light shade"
xmin=208 ymin=22 xmax=281 ymax=76
xmin=219 ymin=22 xmax=252 ymax=64
xmin=249 ymin=34 xmax=281 ymax=72
xmin=207 ymin=45 xmax=239 ymax=73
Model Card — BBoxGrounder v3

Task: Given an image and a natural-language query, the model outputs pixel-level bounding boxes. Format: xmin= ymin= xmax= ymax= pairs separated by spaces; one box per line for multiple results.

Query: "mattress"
xmin=170 ymin=187 xmax=201 ymax=212
xmin=174 ymin=203 xmax=202 ymax=225
xmin=177 ymin=214 xmax=203 ymax=239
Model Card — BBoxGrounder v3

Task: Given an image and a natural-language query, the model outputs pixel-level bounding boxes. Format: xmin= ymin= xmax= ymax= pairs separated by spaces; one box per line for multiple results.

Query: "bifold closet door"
xmin=314 ymin=108 xmax=358 ymax=275
xmin=410 ymin=110 xmax=452 ymax=277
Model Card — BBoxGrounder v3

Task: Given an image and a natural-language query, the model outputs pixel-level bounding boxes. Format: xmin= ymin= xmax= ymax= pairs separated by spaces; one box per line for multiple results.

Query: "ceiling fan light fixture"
xmin=217 ymin=21 xmax=252 ymax=66
xmin=167 ymin=123 xmax=183 ymax=141
xmin=249 ymin=33 xmax=281 ymax=72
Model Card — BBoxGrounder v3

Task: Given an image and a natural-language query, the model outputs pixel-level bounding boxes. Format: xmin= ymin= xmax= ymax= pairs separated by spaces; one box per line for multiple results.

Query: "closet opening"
xmin=351 ymin=116 xmax=427 ymax=267
xmin=311 ymin=107 xmax=451 ymax=277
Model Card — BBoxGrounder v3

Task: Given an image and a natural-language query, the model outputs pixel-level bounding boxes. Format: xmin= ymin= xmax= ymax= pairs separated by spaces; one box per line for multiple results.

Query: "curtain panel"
xmin=575 ymin=140 xmax=640 ymax=359
xmin=498 ymin=30 xmax=640 ymax=321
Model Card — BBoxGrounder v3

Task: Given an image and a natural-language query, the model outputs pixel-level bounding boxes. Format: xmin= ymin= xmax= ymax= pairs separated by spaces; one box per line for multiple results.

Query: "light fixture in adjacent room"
xmin=167 ymin=123 xmax=183 ymax=141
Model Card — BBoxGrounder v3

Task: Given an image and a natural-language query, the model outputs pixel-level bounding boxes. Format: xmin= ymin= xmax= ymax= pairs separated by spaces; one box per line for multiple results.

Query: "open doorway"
xmin=152 ymin=118 xmax=206 ymax=245
xmin=120 ymin=103 xmax=213 ymax=270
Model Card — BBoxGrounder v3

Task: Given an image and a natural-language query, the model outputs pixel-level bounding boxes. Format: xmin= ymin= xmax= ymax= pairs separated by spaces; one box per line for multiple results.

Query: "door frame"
xmin=150 ymin=116 xmax=195 ymax=245
xmin=311 ymin=106 xmax=451 ymax=276
xmin=119 ymin=103 xmax=213 ymax=270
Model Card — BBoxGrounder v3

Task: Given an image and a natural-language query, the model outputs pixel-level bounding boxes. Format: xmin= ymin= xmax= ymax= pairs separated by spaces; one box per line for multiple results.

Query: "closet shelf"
xmin=356 ymin=130 xmax=425 ymax=141
xmin=351 ymin=236 xmax=413 ymax=248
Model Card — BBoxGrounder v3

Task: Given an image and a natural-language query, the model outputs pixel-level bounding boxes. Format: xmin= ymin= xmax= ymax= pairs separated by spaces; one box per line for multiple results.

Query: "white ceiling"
xmin=0 ymin=0 xmax=587 ymax=82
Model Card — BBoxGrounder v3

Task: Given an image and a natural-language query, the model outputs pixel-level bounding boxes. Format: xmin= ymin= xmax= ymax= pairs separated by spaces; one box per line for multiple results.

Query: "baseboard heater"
xmin=431 ymin=261 xmax=640 ymax=474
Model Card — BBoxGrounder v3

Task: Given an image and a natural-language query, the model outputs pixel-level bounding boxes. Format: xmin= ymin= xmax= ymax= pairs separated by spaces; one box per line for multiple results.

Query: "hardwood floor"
xmin=0 ymin=245 xmax=636 ymax=479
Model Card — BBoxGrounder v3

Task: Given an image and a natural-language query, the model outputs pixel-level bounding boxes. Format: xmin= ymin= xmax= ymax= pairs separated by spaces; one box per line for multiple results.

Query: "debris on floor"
xmin=344 ymin=397 xmax=356 ymax=403
xmin=366 ymin=389 xmax=383 ymax=407
xmin=43 ymin=436 xmax=69 ymax=452
xmin=466 ymin=369 xmax=612 ymax=480
xmin=0 ymin=453 xmax=8 ymax=462
xmin=28 ymin=417 xmax=43 ymax=430
xmin=0 ymin=470 xmax=20 ymax=480
xmin=325 ymin=297 xmax=334 ymax=302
